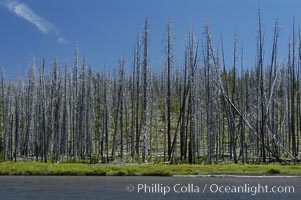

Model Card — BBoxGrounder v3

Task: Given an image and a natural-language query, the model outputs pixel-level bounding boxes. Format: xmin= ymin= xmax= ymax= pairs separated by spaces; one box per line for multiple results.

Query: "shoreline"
xmin=0 ymin=162 xmax=301 ymax=176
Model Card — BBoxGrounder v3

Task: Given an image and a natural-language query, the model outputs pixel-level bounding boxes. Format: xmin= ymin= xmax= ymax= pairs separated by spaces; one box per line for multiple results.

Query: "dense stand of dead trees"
xmin=0 ymin=17 xmax=301 ymax=164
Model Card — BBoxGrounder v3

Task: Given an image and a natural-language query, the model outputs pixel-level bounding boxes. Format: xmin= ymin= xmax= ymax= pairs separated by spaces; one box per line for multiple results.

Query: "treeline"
xmin=0 ymin=16 xmax=300 ymax=164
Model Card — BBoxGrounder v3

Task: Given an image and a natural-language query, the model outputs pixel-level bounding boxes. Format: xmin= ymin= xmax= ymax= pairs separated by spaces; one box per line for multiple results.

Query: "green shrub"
xmin=266 ymin=168 xmax=280 ymax=174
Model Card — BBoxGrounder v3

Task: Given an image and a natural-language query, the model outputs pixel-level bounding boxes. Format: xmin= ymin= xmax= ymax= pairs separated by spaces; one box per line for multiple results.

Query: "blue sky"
xmin=0 ymin=0 xmax=301 ymax=75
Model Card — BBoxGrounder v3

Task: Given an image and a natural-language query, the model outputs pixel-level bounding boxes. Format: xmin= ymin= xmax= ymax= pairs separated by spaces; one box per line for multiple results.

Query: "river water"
xmin=0 ymin=176 xmax=299 ymax=200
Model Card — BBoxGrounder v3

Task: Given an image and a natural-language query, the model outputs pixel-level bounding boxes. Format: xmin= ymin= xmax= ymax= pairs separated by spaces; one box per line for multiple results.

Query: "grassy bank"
xmin=0 ymin=162 xmax=301 ymax=176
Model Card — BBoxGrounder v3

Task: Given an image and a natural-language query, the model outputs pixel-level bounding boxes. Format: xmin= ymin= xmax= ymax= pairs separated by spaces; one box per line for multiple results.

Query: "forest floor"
xmin=0 ymin=162 xmax=301 ymax=176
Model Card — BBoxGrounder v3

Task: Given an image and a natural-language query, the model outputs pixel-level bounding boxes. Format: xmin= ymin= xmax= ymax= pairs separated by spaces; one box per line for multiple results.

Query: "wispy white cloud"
xmin=57 ymin=36 xmax=67 ymax=44
xmin=0 ymin=0 xmax=66 ymax=43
